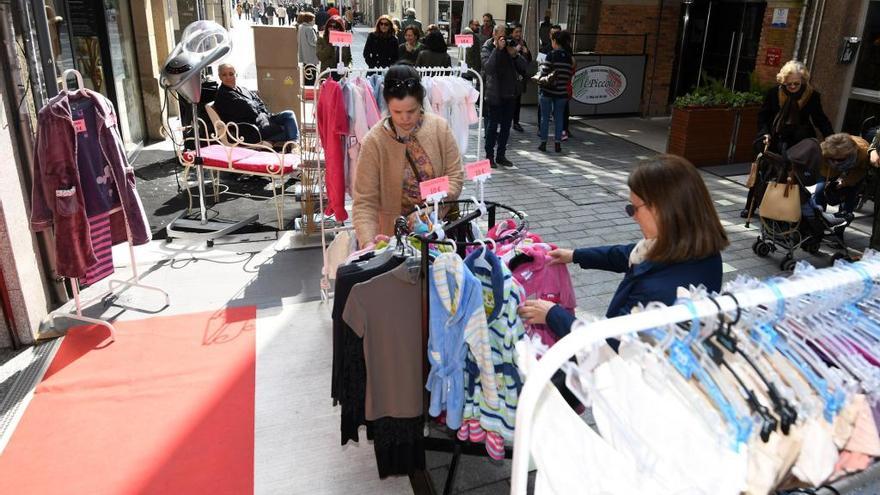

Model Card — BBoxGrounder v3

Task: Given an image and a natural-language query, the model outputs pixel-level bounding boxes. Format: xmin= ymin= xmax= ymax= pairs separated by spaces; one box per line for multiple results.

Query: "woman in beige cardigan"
xmin=352 ymin=65 xmax=464 ymax=247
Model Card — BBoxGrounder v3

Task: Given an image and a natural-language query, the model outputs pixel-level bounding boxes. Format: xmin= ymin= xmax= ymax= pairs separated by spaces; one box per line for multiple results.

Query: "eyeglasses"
xmin=625 ymin=202 xmax=646 ymax=217
xmin=784 ymin=81 xmax=802 ymax=88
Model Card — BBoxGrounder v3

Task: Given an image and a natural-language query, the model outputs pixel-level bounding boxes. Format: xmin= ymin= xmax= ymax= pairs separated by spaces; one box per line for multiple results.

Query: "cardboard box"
xmin=256 ymin=65 xmax=302 ymax=126
xmin=252 ymin=25 xmax=299 ymax=68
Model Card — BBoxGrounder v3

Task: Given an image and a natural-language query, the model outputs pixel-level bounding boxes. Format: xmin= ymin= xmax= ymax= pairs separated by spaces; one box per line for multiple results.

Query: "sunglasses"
xmin=386 ymin=78 xmax=421 ymax=95
xmin=784 ymin=81 xmax=802 ymax=87
xmin=625 ymin=203 xmax=645 ymax=217
xmin=379 ymin=22 xmax=391 ymax=26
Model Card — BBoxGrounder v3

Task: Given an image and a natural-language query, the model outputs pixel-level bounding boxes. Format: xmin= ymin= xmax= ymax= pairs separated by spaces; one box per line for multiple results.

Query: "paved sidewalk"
xmin=459 ymin=111 xmax=872 ymax=319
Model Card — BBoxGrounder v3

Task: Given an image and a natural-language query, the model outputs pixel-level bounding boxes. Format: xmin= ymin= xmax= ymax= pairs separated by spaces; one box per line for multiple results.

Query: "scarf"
xmin=629 ymin=238 xmax=656 ymax=267
xmin=384 ymin=117 xmax=435 ymax=214
xmin=772 ymin=84 xmax=814 ymax=137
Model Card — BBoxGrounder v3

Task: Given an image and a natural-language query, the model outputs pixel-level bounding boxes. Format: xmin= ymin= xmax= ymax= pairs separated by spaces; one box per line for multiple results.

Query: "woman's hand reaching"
xmin=548 ymin=248 xmax=574 ymax=265
xmin=518 ymin=300 xmax=556 ymax=325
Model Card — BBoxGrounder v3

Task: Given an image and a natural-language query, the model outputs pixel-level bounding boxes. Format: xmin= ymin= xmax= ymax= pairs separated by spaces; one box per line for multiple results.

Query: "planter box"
xmin=732 ymin=105 xmax=761 ymax=163
xmin=667 ymin=106 xmax=737 ymax=167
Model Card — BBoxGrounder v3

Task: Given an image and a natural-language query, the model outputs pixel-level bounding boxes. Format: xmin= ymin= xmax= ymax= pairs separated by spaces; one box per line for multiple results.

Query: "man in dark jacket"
xmin=213 ymin=63 xmax=298 ymax=144
xmin=462 ymin=20 xmax=481 ymax=73
xmin=315 ymin=5 xmax=329 ymax=29
xmin=481 ymin=25 xmax=528 ymax=168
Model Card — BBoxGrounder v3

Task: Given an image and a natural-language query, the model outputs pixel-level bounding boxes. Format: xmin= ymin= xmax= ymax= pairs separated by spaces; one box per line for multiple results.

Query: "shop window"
xmin=852 ymin=1 xmax=880 ymax=92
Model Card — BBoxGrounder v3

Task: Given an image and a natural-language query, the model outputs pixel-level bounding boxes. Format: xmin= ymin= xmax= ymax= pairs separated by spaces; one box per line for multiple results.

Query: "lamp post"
xmin=672 ymin=0 xmax=694 ymax=99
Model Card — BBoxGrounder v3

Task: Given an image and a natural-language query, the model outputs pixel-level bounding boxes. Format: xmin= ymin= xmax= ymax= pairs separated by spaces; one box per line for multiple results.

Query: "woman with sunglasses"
xmin=742 ymin=60 xmax=834 ymax=217
xmin=518 ymin=155 xmax=729 ymax=343
xmin=364 ymin=15 xmax=399 ymax=68
xmin=351 ymin=65 xmax=463 ymax=247
xmin=316 ymin=15 xmax=351 ymax=77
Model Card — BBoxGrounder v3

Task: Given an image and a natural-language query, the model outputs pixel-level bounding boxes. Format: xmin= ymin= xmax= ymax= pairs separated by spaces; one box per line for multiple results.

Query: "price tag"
xmin=420 ymin=176 xmax=450 ymax=200
xmin=329 ymin=30 xmax=353 ymax=46
xmin=466 ymin=159 xmax=492 ymax=180
xmin=454 ymin=34 xmax=473 ymax=47
xmin=73 ymin=119 xmax=87 ymax=133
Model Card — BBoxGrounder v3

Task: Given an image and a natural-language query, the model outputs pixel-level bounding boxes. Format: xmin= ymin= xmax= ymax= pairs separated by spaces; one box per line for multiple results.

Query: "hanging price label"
xmin=72 ymin=119 xmax=87 ymax=133
xmin=329 ymin=30 xmax=353 ymax=46
xmin=454 ymin=34 xmax=473 ymax=47
xmin=466 ymin=159 xmax=492 ymax=180
xmin=420 ymin=176 xmax=450 ymax=200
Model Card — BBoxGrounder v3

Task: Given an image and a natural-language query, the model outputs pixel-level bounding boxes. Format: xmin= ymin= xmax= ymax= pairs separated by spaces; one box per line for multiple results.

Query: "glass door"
xmin=674 ymin=0 xmax=767 ymax=98
xmin=841 ymin=0 xmax=880 ymax=136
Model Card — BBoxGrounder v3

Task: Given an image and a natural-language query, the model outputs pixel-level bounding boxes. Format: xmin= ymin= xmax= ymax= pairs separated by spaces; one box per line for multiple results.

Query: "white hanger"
xmin=61 ymin=69 xmax=87 ymax=95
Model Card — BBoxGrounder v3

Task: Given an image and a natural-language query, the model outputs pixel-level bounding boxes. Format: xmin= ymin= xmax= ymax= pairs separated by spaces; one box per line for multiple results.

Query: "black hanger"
xmin=705 ymin=297 xmax=779 ymax=442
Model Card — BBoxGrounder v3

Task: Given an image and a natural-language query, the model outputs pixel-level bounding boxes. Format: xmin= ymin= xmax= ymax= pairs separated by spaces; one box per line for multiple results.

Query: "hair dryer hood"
xmin=161 ymin=20 xmax=232 ymax=103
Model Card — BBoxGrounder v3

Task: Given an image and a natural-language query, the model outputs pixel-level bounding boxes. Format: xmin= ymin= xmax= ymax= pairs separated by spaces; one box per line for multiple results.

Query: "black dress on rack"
xmin=331 ymin=253 xmax=427 ymax=478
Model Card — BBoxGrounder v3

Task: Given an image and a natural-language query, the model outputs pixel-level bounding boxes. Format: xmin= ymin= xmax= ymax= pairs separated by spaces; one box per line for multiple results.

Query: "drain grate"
xmin=552 ymin=184 xmax=629 ymax=206
xmin=0 ymin=339 xmax=61 ymax=453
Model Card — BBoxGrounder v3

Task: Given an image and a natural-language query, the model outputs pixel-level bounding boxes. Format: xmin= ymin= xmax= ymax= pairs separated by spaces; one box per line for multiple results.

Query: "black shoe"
xmin=488 ymin=157 xmax=497 ymax=169
xmin=512 ymin=123 xmax=524 ymax=132
xmin=497 ymin=157 xmax=514 ymax=167
xmin=538 ymin=142 xmax=547 ymax=152
xmin=555 ymin=142 xmax=562 ymax=153
xmin=740 ymin=208 xmax=750 ymax=218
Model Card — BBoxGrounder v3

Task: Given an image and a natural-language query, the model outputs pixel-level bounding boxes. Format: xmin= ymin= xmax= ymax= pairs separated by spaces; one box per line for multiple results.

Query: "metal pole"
xmin=14 ymin=0 xmax=49 ymax=109
xmin=28 ymin=0 xmax=60 ymax=99
xmin=793 ymin=0 xmax=811 ymax=60
xmin=723 ymin=32 xmax=735 ymax=88
xmin=0 ymin=3 xmax=67 ymax=306
xmin=731 ymin=31 xmax=744 ymax=90
xmin=192 ymin=101 xmax=208 ymax=223
xmin=671 ymin=0 xmax=693 ymax=100
xmin=696 ymin=0 xmax=712 ymax=88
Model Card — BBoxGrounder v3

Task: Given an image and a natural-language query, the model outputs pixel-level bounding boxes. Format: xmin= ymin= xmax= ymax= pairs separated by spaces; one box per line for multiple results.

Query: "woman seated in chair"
xmin=213 ymin=63 xmax=299 ymax=145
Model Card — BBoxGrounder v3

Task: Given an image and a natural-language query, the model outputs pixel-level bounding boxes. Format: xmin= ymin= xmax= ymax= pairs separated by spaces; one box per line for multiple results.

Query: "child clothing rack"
xmin=46 ymin=70 xmax=171 ymax=343
xmin=509 ymin=257 xmax=880 ymax=494
xmin=311 ymin=63 xmax=485 ymax=301
xmin=399 ymin=200 xmax=527 ymax=495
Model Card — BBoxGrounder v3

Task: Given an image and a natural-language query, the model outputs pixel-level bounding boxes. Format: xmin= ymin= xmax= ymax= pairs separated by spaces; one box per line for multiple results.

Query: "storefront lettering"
xmin=572 ymin=65 xmax=628 ymax=105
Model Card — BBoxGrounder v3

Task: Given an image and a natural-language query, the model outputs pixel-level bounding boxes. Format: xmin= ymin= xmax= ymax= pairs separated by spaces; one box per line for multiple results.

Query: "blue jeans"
xmin=485 ymin=98 xmax=515 ymax=161
xmin=539 ymin=95 xmax=567 ymax=142
xmin=266 ymin=110 xmax=299 ymax=142
xmin=813 ymin=178 xmax=859 ymax=214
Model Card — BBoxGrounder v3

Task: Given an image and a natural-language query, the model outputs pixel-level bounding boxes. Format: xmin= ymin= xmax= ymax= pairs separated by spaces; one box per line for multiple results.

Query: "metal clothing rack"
xmin=509 ymin=256 xmax=880 ymax=495
xmin=310 ymin=63 xmax=485 ymax=301
xmin=398 ymin=200 xmax=527 ymax=495
xmin=45 ymin=70 xmax=171 ymax=343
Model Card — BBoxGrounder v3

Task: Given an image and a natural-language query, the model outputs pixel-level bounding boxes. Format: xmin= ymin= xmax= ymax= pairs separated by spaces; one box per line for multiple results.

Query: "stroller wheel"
xmin=756 ymin=241 xmax=772 ymax=258
xmin=752 ymin=238 xmax=764 ymax=255
xmin=780 ymin=256 xmax=797 ymax=272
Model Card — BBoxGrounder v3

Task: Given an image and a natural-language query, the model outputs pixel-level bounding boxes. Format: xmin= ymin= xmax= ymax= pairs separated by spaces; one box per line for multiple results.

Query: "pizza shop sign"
xmin=572 ymin=65 xmax=627 ymax=105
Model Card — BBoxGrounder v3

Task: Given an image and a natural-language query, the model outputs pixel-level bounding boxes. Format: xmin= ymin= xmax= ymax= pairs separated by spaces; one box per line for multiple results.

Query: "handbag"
xmin=532 ymin=70 xmax=558 ymax=88
xmin=759 ymin=175 xmax=801 ymax=223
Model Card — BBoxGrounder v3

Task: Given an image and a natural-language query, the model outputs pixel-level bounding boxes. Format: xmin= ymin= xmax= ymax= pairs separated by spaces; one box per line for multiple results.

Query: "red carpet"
xmin=0 ymin=307 xmax=256 ymax=495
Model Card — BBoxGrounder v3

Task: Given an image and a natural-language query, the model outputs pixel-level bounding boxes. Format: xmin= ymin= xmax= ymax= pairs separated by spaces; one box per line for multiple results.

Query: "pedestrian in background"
xmin=482 ymin=24 xmax=528 ymax=168
xmin=509 ymin=23 xmax=532 ymax=133
xmin=538 ymin=12 xmax=552 ymax=54
xmin=266 ymin=3 xmax=275 ymax=24
xmin=462 ymin=20 xmax=481 ymax=73
xmin=287 ymin=3 xmax=296 ymax=23
xmin=276 ymin=3 xmax=287 ymax=25
xmin=315 ymin=4 xmax=329 ymax=29
xmin=392 ymin=18 xmax=404 ymax=44
xmin=298 ymin=12 xmax=319 ymax=83
xmin=400 ymin=8 xmax=423 ymax=37
xmin=316 ymin=15 xmax=352 ymax=76
xmin=236 ymin=2 xmax=243 ymax=19
xmin=243 ymin=1 xmax=251 ymax=20
xmin=480 ymin=13 xmax=494 ymax=41
xmin=416 ymin=30 xmax=451 ymax=68
xmin=537 ymin=30 xmax=573 ymax=153
xmin=398 ymin=26 xmax=422 ymax=64
xmin=364 ymin=15 xmax=399 ymax=68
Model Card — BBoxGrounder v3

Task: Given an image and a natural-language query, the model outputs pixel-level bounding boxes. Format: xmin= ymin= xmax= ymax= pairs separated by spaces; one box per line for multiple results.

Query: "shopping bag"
xmin=745 ymin=159 xmax=759 ymax=188
xmin=759 ymin=177 xmax=801 ymax=223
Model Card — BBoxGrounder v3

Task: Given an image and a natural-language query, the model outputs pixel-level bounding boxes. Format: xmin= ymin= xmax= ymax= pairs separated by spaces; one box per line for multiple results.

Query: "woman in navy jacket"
xmin=519 ymin=155 xmax=729 ymax=340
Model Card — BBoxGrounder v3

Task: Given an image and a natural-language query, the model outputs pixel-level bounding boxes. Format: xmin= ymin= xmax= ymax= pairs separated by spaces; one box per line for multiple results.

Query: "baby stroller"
xmin=746 ymin=139 xmax=854 ymax=271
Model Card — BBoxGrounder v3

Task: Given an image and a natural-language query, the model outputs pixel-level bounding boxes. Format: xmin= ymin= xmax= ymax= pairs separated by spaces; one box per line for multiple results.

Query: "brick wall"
xmin=754 ymin=1 xmax=803 ymax=87
xmin=593 ymin=1 xmax=681 ymax=116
